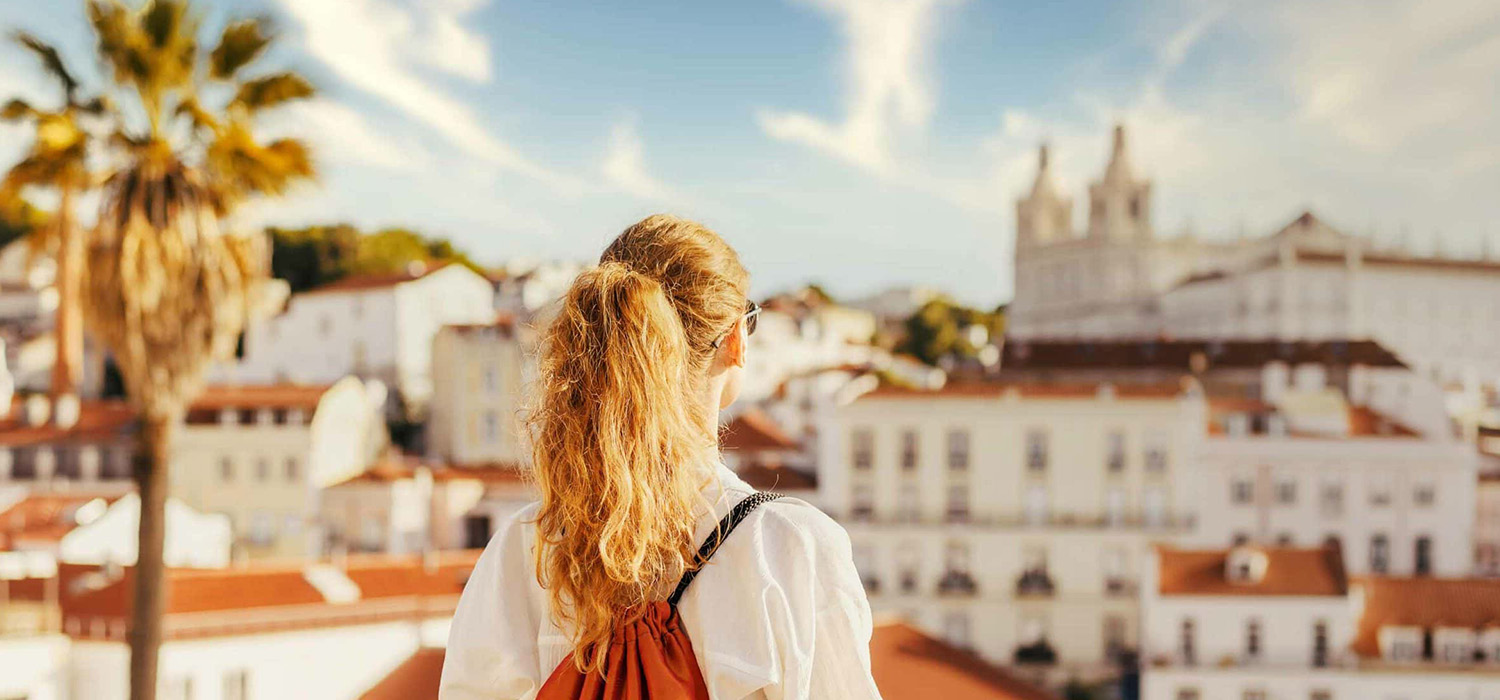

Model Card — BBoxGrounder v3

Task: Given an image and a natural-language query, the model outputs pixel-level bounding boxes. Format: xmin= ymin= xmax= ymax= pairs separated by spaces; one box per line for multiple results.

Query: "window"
xmin=1313 ymin=620 xmax=1330 ymax=667
xmin=250 ymin=512 xmax=275 ymax=546
xmin=897 ymin=545 xmax=919 ymax=594
xmin=1320 ymin=482 xmax=1344 ymax=517
xmin=1143 ymin=430 xmax=1168 ymax=471
xmin=1144 ymin=486 xmax=1166 ymax=527
xmin=1276 ymin=532 xmax=1294 ymax=546
xmin=851 ymin=483 xmax=874 ymax=520
xmin=162 ymin=676 xmax=195 ymax=700
xmin=1369 ymin=481 xmax=1392 ymax=507
xmin=946 ymin=483 xmax=970 ymax=522
xmin=483 ymin=410 xmax=500 ymax=444
xmin=1231 ymin=479 xmax=1254 ymax=505
xmin=1025 ymin=429 xmax=1048 ymax=471
xmin=255 ymin=458 xmax=270 ymax=483
xmin=1024 ymin=484 xmax=1048 ymax=525
xmin=220 ymin=457 xmax=234 ymax=483
xmin=1243 ymin=690 xmax=1267 ymax=700
xmin=851 ymin=429 xmax=874 ymax=471
xmin=1105 ymin=487 xmax=1125 ymax=525
xmin=1370 ymin=534 xmax=1390 ymax=574
xmin=483 ymin=365 xmax=499 ymax=394
xmin=1310 ymin=690 xmax=1332 ymax=700
xmin=1413 ymin=483 xmax=1436 ymax=507
xmin=285 ymin=457 xmax=299 ymax=482
xmin=1414 ymin=536 xmax=1433 ymax=576
xmin=897 ymin=481 xmax=919 ymax=522
xmin=1275 ymin=479 xmax=1297 ymax=505
xmin=1232 ymin=532 xmax=1250 ymax=546
xmin=1103 ymin=615 xmax=1127 ymax=661
xmin=946 ymin=429 xmax=969 ymax=470
xmin=1245 ymin=619 xmax=1262 ymax=660
xmin=1175 ymin=690 xmax=1201 ymax=700
xmin=222 ymin=669 xmax=249 ymax=700
xmin=900 ymin=430 xmax=918 ymax=471
xmin=1106 ymin=430 xmax=1125 ymax=473
xmin=1180 ymin=618 xmax=1196 ymax=665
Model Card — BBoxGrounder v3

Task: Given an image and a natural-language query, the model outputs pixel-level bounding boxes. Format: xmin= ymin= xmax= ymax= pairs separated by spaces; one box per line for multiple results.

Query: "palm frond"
xmin=174 ymin=96 xmax=218 ymax=134
xmin=205 ymin=122 xmax=315 ymax=206
xmin=231 ymin=73 xmax=314 ymax=112
xmin=88 ymin=0 xmax=143 ymax=87
xmin=209 ymin=19 xmax=271 ymax=80
xmin=13 ymin=32 xmax=79 ymax=102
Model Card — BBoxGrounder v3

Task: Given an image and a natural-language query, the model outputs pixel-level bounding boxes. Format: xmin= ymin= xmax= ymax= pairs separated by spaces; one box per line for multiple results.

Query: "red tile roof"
xmin=1001 ymin=339 xmax=1406 ymax=370
xmin=59 ymin=551 xmax=481 ymax=640
xmin=190 ymin=384 xmax=333 ymax=413
xmin=1351 ymin=578 xmax=1500 ymax=658
xmin=0 ymin=399 xmax=136 ymax=447
xmin=859 ymin=380 xmax=1187 ymax=401
xmin=721 ymin=409 xmax=799 ymax=451
xmin=360 ymin=647 xmax=447 ymax=700
xmin=329 ymin=461 xmax=529 ymax=488
xmin=870 ymin=621 xmax=1058 ymax=700
xmin=1157 ymin=546 xmax=1347 ymax=597
xmin=0 ymin=492 xmax=120 ymax=549
xmin=735 ymin=463 xmax=817 ymax=491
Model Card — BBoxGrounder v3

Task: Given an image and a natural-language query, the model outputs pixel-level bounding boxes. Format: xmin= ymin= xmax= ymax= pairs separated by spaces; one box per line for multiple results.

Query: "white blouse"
xmin=439 ymin=464 xmax=884 ymax=700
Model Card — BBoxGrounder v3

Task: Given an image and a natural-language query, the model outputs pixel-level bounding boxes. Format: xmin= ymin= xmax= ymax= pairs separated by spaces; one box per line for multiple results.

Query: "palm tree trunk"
xmin=50 ymin=187 xmax=82 ymax=399
xmin=129 ymin=412 xmax=175 ymax=700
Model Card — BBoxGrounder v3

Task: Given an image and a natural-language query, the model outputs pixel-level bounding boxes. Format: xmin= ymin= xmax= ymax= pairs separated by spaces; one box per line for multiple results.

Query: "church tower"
xmin=1015 ymin=144 xmax=1073 ymax=248
xmin=1087 ymin=124 xmax=1152 ymax=242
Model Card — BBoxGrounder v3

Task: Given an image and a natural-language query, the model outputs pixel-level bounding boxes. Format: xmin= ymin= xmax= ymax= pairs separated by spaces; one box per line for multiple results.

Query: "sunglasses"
xmin=711 ymin=300 xmax=761 ymax=349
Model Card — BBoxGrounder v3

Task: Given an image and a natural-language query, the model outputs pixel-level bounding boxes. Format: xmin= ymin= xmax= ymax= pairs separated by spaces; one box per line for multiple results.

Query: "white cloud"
xmin=408 ymin=0 xmax=493 ymax=82
xmin=600 ymin=118 xmax=679 ymax=203
xmin=275 ymin=0 xmax=574 ymax=188
xmin=270 ymin=100 xmax=421 ymax=171
xmin=758 ymin=0 xmax=956 ymax=175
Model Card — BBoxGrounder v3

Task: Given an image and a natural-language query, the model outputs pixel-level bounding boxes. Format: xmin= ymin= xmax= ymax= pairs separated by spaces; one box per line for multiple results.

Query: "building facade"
xmin=821 ymin=379 xmax=1206 ymax=679
xmin=426 ymin=317 xmax=533 ymax=467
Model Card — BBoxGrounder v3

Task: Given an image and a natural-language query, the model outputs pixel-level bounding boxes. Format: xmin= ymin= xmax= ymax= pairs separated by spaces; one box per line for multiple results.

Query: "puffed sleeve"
xmin=679 ymin=500 xmax=884 ymax=700
xmin=439 ymin=507 xmax=544 ymax=700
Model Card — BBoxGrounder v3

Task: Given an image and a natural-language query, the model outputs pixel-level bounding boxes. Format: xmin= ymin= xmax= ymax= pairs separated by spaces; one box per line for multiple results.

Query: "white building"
xmin=213 ymin=263 xmax=496 ymax=412
xmin=1007 ymin=126 xmax=1500 ymax=398
xmin=1477 ymin=464 xmax=1500 ymax=576
xmin=1142 ymin=545 xmax=1500 ymax=700
xmin=320 ymin=459 xmax=529 ymax=553
xmin=172 ymin=380 xmax=388 ymax=559
xmin=426 ymin=317 xmax=534 ymax=467
xmin=741 ymin=292 xmax=882 ymax=405
xmin=1194 ymin=388 xmax=1478 ymax=577
xmin=0 ymin=492 xmax=230 ymax=569
xmin=490 ymin=259 xmax=588 ymax=319
xmin=821 ymin=377 xmax=1205 ymax=680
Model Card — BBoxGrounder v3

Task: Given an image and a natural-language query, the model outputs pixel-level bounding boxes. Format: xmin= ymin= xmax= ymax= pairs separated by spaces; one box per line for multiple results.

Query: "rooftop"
xmin=858 ymin=379 xmax=1190 ymax=402
xmin=1157 ymin=545 xmax=1347 ymax=597
xmin=735 ymin=462 xmax=817 ymax=492
xmin=720 ymin=409 xmax=799 ymax=452
xmin=0 ymin=492 xmax=120 ymax=549
xmin=0 ymin=399 xmax=136 ymax=448
xmin=1000 ymin=339 xmax=1406 ymax=371
xmin=300 ymin=262 xmax=456 ymax=295
xmin=1351 ymin=578 xmax=1500 ymax=658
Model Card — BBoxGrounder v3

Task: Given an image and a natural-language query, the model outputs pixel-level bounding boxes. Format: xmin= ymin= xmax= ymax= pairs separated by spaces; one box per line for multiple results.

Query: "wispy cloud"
xmin=269 ymin=99 xmax=422 ymax=171
xmin=274 ymin=0 xmax=574 ymax=188
xmin=600 ymin=117 xmax=680 ymax=203
xmin=758 ymin=0 xmax=957 ymax=175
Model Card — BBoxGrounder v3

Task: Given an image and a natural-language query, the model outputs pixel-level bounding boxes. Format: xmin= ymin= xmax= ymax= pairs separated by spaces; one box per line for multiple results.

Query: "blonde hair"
xmin=528 ymin=214 xmax=749 ymax=673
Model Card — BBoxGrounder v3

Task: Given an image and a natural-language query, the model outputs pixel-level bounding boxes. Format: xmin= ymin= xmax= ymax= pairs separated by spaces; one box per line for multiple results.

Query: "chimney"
xmin=53 ymin=393 xmax=80 ymax=429
xmin=22 ymin=395 xmax=50 ymax=427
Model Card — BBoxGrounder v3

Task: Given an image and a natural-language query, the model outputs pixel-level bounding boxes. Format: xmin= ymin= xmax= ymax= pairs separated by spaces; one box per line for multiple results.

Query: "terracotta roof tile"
xmin=735 ymin=463 xmax=817 ymax=491
xmin=1351 ymin=578 xmax=1500 ymax=658
xmin=1157 ymin=546 xmax=1347 ymax=597
xmin=189 ymin=384 xmax=333 ymax=413
xmin=0 ymin=400 xmax=136 ymax=447
xmin=0 ymin=492 xmax=120 ymax=549
xmin=869 ymin=621 xmax=1058 ymax=700
xmin=301 ymin=263 xmax=454 ymax=295
xmin=359 ymin=648 xmax=447 ymax=700
xmin=721 ymin=409 xmax=799 ymax=451
xmin=859 ymin=381 xmax=1186 ymax=401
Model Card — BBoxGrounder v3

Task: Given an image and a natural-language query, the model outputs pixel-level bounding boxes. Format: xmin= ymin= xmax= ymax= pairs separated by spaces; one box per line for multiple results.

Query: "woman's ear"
xmin=724 ymin=318 xmax=747 ymax=368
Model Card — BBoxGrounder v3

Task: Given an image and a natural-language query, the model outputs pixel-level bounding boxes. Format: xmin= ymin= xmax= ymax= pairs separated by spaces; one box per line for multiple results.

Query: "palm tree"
xmin=79 ymin=2 xmax=315 ymax=698
xmin=1 ymin=32 xmax=108 ymax=402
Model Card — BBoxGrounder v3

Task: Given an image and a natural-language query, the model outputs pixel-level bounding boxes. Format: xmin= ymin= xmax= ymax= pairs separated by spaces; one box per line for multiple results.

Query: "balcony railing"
xmin=1015 ymin=569 xmax=1055 ymax=597
xmin=1014 ymin=639 xmax=1058 ymax=665
xmin=936 ymin=570 xmax=978 ymax=596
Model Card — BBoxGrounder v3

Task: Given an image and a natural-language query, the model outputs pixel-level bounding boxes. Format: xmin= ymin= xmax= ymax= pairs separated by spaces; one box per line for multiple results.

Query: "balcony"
xmin=1015 ymin=569 xmax=1055 ymax=598
xmin=1104 ymin=577 xmax=1137 ymax=597
xmin=936 ymin=570 xmax=978 ymax=597
xmin=1013 ymin=639 xmax=1058 ymax=666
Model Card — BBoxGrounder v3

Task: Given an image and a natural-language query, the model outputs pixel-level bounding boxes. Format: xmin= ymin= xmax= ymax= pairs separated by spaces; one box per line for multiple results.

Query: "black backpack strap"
xmin=668 ymin=491 xmax=783 ymax=606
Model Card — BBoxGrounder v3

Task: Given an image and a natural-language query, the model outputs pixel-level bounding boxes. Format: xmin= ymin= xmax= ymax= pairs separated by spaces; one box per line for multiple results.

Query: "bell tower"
xmin=1016 ymin=144 xmax=1073 ymax=248
xmin=1087 ymin=124 xmax=1152 ymax=242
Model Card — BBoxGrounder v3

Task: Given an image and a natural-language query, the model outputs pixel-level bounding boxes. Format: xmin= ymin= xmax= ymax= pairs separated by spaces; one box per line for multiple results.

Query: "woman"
xmin=440 ymin=215 xmax=882 ymax=699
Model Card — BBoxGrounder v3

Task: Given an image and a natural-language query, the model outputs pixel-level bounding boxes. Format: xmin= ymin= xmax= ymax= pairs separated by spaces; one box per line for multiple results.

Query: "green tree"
xmin=2 ymin=31 xmax=110 ymax=400
xmin=896 ymin=298 xmax=1006 ymax=367
xmin=267 ymin=224 xmax=481 ymax=293
xmin=77 ymin=3 xmax=315 ymax=698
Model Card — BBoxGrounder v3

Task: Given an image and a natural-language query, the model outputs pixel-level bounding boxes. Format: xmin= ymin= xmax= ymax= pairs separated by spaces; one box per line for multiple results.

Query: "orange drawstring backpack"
xmin=535 ymin=492 xmax=782 ymax=700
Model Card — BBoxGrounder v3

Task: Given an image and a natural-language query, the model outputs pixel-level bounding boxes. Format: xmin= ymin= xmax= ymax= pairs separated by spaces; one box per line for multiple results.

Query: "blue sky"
xmin=1 ymin=0 xmax=1497 ymax=305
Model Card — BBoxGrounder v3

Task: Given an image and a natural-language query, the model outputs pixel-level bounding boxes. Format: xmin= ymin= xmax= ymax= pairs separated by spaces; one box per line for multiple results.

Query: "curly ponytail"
xmin=528 ymin=215 xmax=749 ymax=673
